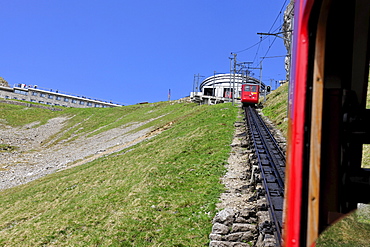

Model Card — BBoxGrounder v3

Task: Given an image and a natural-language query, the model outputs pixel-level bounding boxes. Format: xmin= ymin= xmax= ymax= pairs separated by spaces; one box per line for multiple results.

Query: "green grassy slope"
xmin=261 ymin=83 xmax=289 ymax=136
xmin=0 ymin=102 xmax=238 ymax=246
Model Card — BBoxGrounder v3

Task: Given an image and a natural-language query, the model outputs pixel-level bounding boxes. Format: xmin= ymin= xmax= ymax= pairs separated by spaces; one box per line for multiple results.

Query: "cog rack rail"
xmin=244 ymin=106 xmax=286 ymax=246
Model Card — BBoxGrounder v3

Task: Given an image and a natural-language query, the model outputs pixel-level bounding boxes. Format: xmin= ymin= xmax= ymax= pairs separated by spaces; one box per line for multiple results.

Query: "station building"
xmin=190 ymin=73 xmax=264 ymax=105
xmin=0 ymin=84 xmax=121 ymax=108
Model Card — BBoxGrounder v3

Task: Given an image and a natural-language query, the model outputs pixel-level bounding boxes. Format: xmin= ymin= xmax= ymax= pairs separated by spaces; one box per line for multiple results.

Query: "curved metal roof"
xmin=200 ymin=73 xmax=264 ymax=90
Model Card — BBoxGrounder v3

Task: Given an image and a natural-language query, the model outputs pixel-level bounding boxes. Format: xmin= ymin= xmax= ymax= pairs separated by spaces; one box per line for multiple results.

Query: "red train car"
xmin=283 ymin=0 xmax=370 ymax=246
xmin=241 ymin=83 xmax=260 ymax=106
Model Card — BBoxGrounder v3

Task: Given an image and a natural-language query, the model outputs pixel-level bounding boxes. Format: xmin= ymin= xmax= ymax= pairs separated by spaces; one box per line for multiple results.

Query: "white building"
xmin=190 ymin=73 xmax=263 ymax=105
xmin=0 ymin=84 xmax=122 ymax=108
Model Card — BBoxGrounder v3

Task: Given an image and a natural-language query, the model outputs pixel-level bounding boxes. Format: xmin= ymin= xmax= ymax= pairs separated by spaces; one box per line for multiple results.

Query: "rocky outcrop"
xmin=0 ymin=77 xmax=9 ymax=87
xmin=283 ymin=0 xmax=294 ymax=83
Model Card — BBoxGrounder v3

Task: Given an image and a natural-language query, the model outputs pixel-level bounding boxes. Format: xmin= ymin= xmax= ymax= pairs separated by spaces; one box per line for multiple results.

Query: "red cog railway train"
xmin=283 ymin=0 xmax=370 ymax=246
xmin=241 ymin=83 xmax=260 ymax=106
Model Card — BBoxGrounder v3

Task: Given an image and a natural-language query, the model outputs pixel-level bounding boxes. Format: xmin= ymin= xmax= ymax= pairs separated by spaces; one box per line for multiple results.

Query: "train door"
xmin=284 ymin=0 xmax=370 ymax=246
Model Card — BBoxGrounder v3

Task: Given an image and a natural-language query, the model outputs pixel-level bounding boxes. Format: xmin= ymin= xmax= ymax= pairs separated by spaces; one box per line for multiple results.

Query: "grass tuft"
xmin=0 ymin=144 xmax=18 ymax=152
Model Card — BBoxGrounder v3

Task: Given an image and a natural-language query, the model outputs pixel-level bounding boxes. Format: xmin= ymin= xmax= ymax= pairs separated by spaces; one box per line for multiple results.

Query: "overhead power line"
xmin=234 ymin=0 xmax=289 ymax=57
xmin=268 ymin=0 xmax=289 ymax=33
xmin=258 ymin=35 xmax=279 ymax=66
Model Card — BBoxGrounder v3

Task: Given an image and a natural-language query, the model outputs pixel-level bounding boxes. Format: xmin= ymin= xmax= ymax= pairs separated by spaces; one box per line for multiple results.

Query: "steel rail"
xmin=252 ymin=108 xmax=286 ymax=182
xmin=244 ymin=106 xmax=285 ymax=246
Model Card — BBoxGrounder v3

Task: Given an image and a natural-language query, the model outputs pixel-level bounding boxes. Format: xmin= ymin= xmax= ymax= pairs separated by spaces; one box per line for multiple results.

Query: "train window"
xmin=244 ymin=86 xmax=251 ymax=92
xmin=64 ymin=98 xmax=69 ymax=102
xmin=56 ymin=96 xmax=61 ymax=100
xmin=364 ymin=75 xmax=370 ymax=167
xmin=366 ymin=74 xmax=370 ymax=109
xmin=362 ymin=145 xmax=370 ymax=168
xmin=32 ymin=92 xmax=38 ymax=96
xmin=48 ymin=95 xmax=53 ymax=99
xmin=251 ymin=86 xmax=257 ymax=92
xmin=363 ymin=74 xmax=370 ymax=167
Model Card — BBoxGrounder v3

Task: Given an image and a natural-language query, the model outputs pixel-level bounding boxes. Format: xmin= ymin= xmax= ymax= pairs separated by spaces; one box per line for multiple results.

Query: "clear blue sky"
xmin=1 ymin=0 xmax=289 ymax=105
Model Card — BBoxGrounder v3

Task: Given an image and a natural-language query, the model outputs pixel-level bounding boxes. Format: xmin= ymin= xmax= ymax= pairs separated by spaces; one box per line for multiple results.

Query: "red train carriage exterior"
xmin=283 ymin=0 xmax=370 ymax=246
xmin=241 ymin=83 xmax=260 ymax=106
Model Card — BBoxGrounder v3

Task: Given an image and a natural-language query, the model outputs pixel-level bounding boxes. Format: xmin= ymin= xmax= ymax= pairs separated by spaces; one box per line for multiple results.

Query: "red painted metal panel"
xmin=283 ymin=0 xmax=315 ymax=246
xmin=241 ymin=84 xmax=260 ymax=104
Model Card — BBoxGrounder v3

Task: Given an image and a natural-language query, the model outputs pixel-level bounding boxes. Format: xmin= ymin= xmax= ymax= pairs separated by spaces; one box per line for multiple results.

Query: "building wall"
xmin=0 ymin=86 xmax=121 ymax=108
xmin=190 ymin=73 xmax=264 ymax=105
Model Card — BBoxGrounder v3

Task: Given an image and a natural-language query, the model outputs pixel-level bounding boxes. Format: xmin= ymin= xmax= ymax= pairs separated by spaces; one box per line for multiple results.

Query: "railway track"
xmin=244 ymin=106 xmax=285 ymax=246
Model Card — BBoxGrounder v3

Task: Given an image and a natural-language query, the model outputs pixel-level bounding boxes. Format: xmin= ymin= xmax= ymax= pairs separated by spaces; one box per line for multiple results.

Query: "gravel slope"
xmin=0 ymin=116 xmax=163 ymax=191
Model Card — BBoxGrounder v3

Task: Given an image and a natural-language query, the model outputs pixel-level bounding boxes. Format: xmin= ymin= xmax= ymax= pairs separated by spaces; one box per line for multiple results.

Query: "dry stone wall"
xmin=209 ymin=112 xmax=279 ymax=247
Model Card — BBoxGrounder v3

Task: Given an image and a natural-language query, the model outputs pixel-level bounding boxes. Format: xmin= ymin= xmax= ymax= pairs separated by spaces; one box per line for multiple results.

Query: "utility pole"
xmin=213 ymin=71 xmax=216 ymax=97
xmin=193 ymin=74 xmax=204 ymax=94
xmin=232 ymin=53 xmax=237 ymax=106
xmin=269 ymin=79 xmax=275 ymax=90
xmin=260 ymin=61 xmax=265 ymax=102
xmin=237 ymin=62 xmax=253 ymax=82
xmin=257 ymin=31 xmax=287 ymax=39
xmin=193 ymin=74 xmax=196 ymax=93
xmin=229 ymin=56 xmax=233 ymax=101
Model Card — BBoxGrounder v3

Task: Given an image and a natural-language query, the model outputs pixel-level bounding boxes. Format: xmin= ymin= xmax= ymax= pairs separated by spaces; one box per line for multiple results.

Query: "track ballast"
xmin=244 ymin=106 xmax=285 ymax=246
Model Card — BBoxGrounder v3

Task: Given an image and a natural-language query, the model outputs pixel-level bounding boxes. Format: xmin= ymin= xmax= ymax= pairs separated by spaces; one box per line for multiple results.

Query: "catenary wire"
xmin=234 ymin=0 xmax=289 ymax=59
